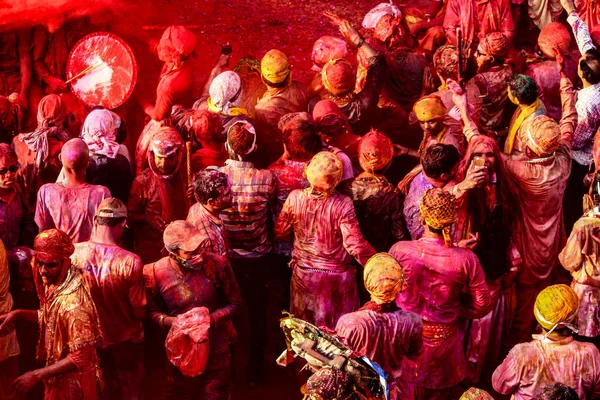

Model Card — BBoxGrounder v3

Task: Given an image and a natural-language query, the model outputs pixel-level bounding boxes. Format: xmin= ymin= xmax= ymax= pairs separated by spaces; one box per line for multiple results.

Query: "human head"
xmin=362 ymin=2 xmax=402 ymax=43
xmin=413 ymin=96 xmax=447 ymax=136
xmin=579 ymin=48 xmax=600 ymax=85
xmin=208 ymin=71 xmax=243 ymax=115
xmin=37 ymin=94 xmax=67 ymax=128
xmin=535 ymin=383 xmax=579 ymax=400
xmin=364 ymin=253 xmax=405 ymax=304
xmin=261 ymin=49 xmax=291 ymax=88
xmin=422 ymin=143 xmax=460 ymax=184
xmin=149 ymin=127 xmax=184 ymax=177
xmin=311 ymin=36 xmax=349 ymax=72
xmin=278 ymin=112 xmax=321 ymax=161
xmin=534 ymin=284 xmax=579 ymax=337
xmin=433 ymin=45 xmax=461 ymax=84
xmin=420 ymin=187 xmax=457 ymax=246
xmin=305 ymin=151 xmax=343 ymax=194
xmin=322 ymin=59 xmax=355 ymax=97
xmin=0 ymin=143 xmax=19 ymax=190
xmin=163 ymin=220 xmax=208 ymax=269
xmin=33 ymin=229 xmax=74 ymax=287
xmin=477 ymin=33 xmax=510 ymax=71
xmin=358 ymin=129 xmax=394 ymax=174
xmin=525 ymin=115 xmax=561 ymax=158
xmin=94 ymin=197 xmax=127 ymax=237
xmin=81 ymin=109 xmax=120 ymax=158
xmin=312 ymin=100 xmax=349 ymax=142
xmin=460 ymin=135 xmax=500 ymax=183
xmin=508 ymin=74 xmax=538 ymax=106
xmin=226 ymin=120 xmax=257 ymax=161
xmin=305 ymin=367 xmax=354 ymax=400
xmin=157 ymin=26 xmax=196 ymax=66
xmin=60 ymin=138 xmax=89 ymax=173
xmin=190 ymin=110 xmax=223 ymax=144
xmin=192 ymin=169 xmax=232 ymax=211
xmin=460 ymin=388 xmax=494 ymax=400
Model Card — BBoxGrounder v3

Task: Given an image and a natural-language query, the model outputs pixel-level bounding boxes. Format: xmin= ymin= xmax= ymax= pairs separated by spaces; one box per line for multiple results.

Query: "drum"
xmin=66 ymin=32 xmax=137 ymax=109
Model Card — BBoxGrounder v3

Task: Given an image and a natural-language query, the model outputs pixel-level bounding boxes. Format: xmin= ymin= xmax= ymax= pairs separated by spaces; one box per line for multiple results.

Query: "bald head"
xmin=61 ymin=138 xmax=89 ymax=171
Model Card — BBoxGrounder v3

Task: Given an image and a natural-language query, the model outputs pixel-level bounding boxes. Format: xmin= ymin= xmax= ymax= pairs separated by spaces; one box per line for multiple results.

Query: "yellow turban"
xmin=413 ymin=95 xmax=447 ymax=122
xmin=305 ymin=151 xmax=343 ymax=194
xmin=364 ymin=253 xmax=404 ymax=304
xmin=261 ymin=49 xmax=291 ymax=84
xmin=460 ymin=388 xmax=494 ymax=400
xmin=527 ymin=115 xmax=561 ymax=157
xmin=534 ymin=284 xmax=579 ymax=335
xmin=420 ymin=188 xmax=456 ymax=247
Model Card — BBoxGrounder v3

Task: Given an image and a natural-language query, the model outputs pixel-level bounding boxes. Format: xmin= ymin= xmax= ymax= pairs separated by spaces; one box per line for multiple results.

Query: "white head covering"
xmin=81 ymin=109 xmax=121 ymax=159
xmin=362 ymin=1 xmax=402 ymax=29
xmin=208 ymin=71 xmax=242 ymax=115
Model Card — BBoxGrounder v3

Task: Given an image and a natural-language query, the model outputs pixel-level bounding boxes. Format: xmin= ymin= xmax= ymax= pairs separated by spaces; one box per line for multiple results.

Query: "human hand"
xmin=0 ymin=310 xmax=18 ymax=337
xmin=457 ymin=232 xmax=479 ymax=250
xmin=323 ymin=11 xmax=344 ymax=26
xmin=501 ymin=269 xmax=518 ymax=291
xmin=462 ymin=162 xmax=486 ymax=190
xmin=12 ymin=371 xmax=41 ymax=394
xmin=560 ymin=0 xmax=576 ymax=14
xmin=216 ymin=53 xmax=230 ymax=69
xmin=147 ymin=213 xmax=166 ymax=231
xmin=339 ymin=19 xmax=362 ymax=46
xmin=554 ymin=46 xmax=565 ymax=75
xmin=47 ymin=76 xmax=67 ymax=93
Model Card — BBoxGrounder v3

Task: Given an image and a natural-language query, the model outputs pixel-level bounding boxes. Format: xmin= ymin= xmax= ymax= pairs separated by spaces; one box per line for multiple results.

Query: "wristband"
xmin=356 ymin=37 xmax=365 ymax=48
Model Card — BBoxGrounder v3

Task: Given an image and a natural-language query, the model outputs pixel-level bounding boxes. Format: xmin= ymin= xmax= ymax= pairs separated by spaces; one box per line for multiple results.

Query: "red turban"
xmin=191 ymin=110 xmax=223 ymax=143
xmin=359 ymin=129 xmax=394 ymax=173
xmin=34 ymin=229 xmax=75 ymax=263
xmin=322 ymin=59 xmax=355 ymax=96
xmin=479 ymin=32 xmax=510 ymax=58
xmin=433 ymin=45 xmax=460 ymax=81
xmin=312 ymin=100 xmax=348 ymax=137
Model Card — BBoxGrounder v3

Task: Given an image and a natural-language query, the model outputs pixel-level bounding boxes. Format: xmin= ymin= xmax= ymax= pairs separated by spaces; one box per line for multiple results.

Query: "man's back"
xmin=72 ymin=241 xmax=146 ymax=348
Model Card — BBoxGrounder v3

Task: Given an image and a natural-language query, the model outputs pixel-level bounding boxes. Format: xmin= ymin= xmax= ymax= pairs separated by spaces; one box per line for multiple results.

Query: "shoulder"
xmin=38 ymin=183 xmax=58 ymax=195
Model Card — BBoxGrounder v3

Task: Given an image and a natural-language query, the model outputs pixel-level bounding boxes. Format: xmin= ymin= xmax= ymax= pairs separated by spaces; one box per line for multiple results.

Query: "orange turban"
xmin=364 ymin=253 xmax=404 ymax=304
xmin=261 ymin=49 xmax=291 ymax=84
xmin=322 ymin=59 xmax=355 ymax=96
xmin=37 ymin=94 xmax=67 ymax=128
xmin=526 ymin=115 xmax=561 ymax=157
xmin=460 ymin=388 xmax=494 ymax=400
xmin=306 ymin=151 xmax=343 ymax=194
xmin=479 ymin=32 xmax=510 ymax=58
xmin=358 ymin=129 xmax=394 ymax=173
xmin=534 ymin=284 xmax=579 ymax=335
xmin=420 ymin=188 xmax=456 ymax=247
xmin=413 ymin=95 xmax=447 ymax=122
xmin=160 ymin=26 xmax=196 ymax=57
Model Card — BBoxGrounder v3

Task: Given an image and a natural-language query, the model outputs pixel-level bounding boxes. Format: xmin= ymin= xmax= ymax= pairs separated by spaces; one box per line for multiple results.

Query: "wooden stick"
xmin=65 ymin=60 xmax=104 ymax=84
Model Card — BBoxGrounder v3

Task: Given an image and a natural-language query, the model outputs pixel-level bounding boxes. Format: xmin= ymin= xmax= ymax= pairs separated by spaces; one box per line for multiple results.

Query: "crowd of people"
xmin=2 ymin=0 xmax=600 ymax=398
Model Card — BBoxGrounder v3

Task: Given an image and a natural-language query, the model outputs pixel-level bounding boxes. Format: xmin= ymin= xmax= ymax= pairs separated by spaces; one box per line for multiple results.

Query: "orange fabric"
xmin=413 ymin=95 xmax=447 ymax=121
xmin=321 ymin=59 xmax=355 ymax=96
xmin=358 ymin=129 xmax=394 ymax=173
xmin=305 ymin=151 xmax=343 ymax=194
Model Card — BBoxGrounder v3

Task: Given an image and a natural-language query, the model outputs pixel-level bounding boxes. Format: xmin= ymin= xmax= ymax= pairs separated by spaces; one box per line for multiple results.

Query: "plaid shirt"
xmin=220 ymin=160 xmax=276 ymax=258
xmin=568 ymin=13 xmax=600 ymax=166
xmin=187 ymin=202 xmax=228 ymax=256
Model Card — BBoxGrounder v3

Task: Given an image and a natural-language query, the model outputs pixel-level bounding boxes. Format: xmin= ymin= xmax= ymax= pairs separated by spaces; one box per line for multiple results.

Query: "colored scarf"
xmin=505 ymin=99 xmax=542 ymax=154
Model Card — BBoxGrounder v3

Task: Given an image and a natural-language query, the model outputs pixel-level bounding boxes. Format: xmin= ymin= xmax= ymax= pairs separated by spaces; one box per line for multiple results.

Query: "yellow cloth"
xmin=460 ymin=388 xmax=494 ymax=400
xmin=206 ymin=97 xmax=249 ymax=117
xmin=0 ymin=240 xmax=19 ymax=363
xmin=305 ymin=151 xmax=343 ymax=194
xmin=534 ymin=284 xmax=579 ymax=331
xmin=413 ymin=95 xmax=447 ymax=122
xmin=420 ymin=188 xmax=457 ymax=247
xmin=261 ymin=49 xmax=291 ymax=84
xmin=363 ymin=253 xmax=404 ymax=304
xmin=505 ymin=99 xmax=542 ymax=154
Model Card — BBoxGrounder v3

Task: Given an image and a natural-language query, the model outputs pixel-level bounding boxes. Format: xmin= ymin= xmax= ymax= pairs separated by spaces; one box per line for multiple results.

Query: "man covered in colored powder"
xmin=71 ymin=198 xmax=146 ymax=400
xmin=275 ymin=151 xmax=375 ymax=329
xmin=128 ymin=127 xmax=189 ymax=264
xmin=493 ymin=284 xmax=600 ymax=399
xmin=389 ymin=188 xmax=491 ymax=400
xmin=144 ymin=220 xmax=241 ymax=400
xmin=35 ymin=138 xmax=110 ymax=243
xmin=0 ymin=229 xmax=102 ymax=399
xmin=335 ymin=253 xmax=423 ymax=400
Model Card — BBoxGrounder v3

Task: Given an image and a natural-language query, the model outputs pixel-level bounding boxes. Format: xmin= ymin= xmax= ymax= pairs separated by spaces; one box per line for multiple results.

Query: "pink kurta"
xmin=34 ymin=183 xmax=110 ymax=244
xmin=389 ymin=238 xmax=491 ymax=389
xmin=443 ymin=0 xmax=514 ymax=46
xmin=493 ymin=335 xmax=600 ymax=399
xmin=559 ymin=215 xmax=600 ymax=337
xmin=275 ymin=189 xmax=375 ymax=328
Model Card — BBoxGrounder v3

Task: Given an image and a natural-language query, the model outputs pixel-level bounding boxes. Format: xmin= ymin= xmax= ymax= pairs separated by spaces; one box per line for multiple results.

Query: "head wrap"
xmin=33 ymin=229 xmax=75 ymax=264
xmin=433 ymin=45 xmax=460 ymax=81
xmin=226 ymin=120 xmax=257 ymax=160
xmin=305 ymin=367 xmax=354 ymax=400
xmin=420 ymin=188 xmax=456 ymax=247
xmin=479 ymin=32 xmax=510 ymax=58
xmin=534 ymin=284 xmax=579 ymax=337
xmin=362 ymin=2 xmax=402 ymax=29
xmin=81 ymin=109 xmax=121 ymax=159
xmin=190 ymin=110 xmax=223 ymax=143
xmin=321 ymin=59 xmax=355 ymax=96
xmin=261 ymin=49 xmax=291 ymax=85
xmin=311 ymin=36 xmax=349 ymax=72
xmin=148 ymin=127 xmax=184 ymax=179
xmin=37 ymin=94 xmax=67 ymax=128
xmin=207 ymin=71 xmax=247 ymax=117
xmin=460 ymin=388 xmax=494 ymax=400
xmin=358 ymin=129 xmax=394 ymax=174
xmin=159 ymin=26 xmax=196 ymax=58
xmin=413 ymin=96 xmax=447 ymax=122
xmin=526 ymin=115 xmax=561 ymax=157
xmin=538 ymin=22 xmax=571 ymax=59
xmin=163 ymin=220 xmax=207 ymax=252
xmin=364 ymin=253 xmax=404 ymax=304
xmin=306 ymin=151 xmax=343 ymax=194
xmin=312 ymin=100 xmax=348 ymax=138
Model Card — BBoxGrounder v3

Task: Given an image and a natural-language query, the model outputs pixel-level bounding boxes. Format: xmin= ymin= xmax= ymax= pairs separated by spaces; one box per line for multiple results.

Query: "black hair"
xmin=95 ymin=216 xmax=126 ymax=227
xmin=580 ymin=48 xmax=600 ymax=85
xmin=193 ymin=169 xmax=230 ymax=204
xmin=535 ymin=383 xmax=579 ymax=400
xmin=422 ymin=144 xmax=460 ymax=179
xmin=508 ymin=74 xmax=538 ymax=105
